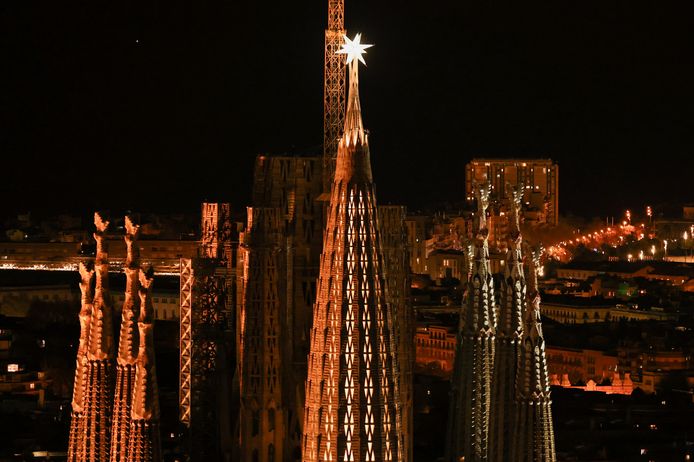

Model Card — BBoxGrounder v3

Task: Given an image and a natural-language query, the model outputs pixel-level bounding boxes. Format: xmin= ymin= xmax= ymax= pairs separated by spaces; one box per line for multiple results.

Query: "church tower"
xmin=237 ymin=207 xmax=288 ymax=462
xmin=514 ymin=247 xmax=557 ymax=462
xmin=68 ymin=213 xmax=162 ymax=462
xmin=489 ymin=186 xmax=525 ymax=462
xmin=127 ymin=268 xmax=162 ymax=462
xmin=446 ymin=183 xmax=497 ymax=462
xmin=83 ymin=213 xmax=116 ymax=462
xmin=67 ymin=262 xmax=95 ymax=462
xmin=111 ymin=217 xmax=141 ymax=462
xmin=303 ymin=34 xmax=402 ymax=462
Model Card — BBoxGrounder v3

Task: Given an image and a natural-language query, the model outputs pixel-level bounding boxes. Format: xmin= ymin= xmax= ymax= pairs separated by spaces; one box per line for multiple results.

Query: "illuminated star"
xmin=337 ymin=33 xmax=373 ymax=65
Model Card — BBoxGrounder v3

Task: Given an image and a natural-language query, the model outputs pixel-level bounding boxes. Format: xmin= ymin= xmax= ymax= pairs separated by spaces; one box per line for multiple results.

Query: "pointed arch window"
xmin=268 ymin=408 xmax=275 ymax=432
xmin=252 ymin=411 xmax=260 ymax=436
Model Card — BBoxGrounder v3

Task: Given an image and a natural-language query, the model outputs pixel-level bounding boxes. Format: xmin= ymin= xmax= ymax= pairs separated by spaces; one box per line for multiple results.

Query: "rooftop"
xmin=561 ymin=260 xmax=694 ymax=277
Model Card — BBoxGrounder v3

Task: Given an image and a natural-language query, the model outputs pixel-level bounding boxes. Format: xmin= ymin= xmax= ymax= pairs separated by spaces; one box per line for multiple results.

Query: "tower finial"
xmin=472 ymin=181 xmax=491 ymax=237
xmin=506 ymin=183 xmax=524 ymax=241
xmin=526 ymin=244 xmax=544 ymax=302
xmin=338 ymin=33 xmax=373 ymax=147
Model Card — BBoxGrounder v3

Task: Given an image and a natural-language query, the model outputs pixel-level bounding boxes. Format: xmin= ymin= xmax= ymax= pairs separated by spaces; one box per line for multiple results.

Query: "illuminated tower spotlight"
xmin=489 ymin=185 xmax=526 ymax=462
xmin=514 ymin=246 xmax=557 ymax=462
xmin=110 ymin=217 xmax=142 ymax=462
xmin=446 ymin=182 xmax=497 ymax=462
xmin=237 ymin=207 xmax=288 ymax=461
xmin=303 ymin=34 xmax=403 ymax=462
xmin=322 ymin=0 xmax=347 ymax=194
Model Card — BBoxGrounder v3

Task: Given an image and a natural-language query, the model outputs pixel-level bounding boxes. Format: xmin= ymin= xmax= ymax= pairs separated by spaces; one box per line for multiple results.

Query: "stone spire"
xmin=338 ymin=34 xmax=371 ymax=150
xmin=88 ymin=213 xmax=115 ymax=362
xmin=82 ymin=212 xmax=116 ymax=461
xmin=238 ymin=207 xmax=287 ymax=462
xmin=68 ymin=213 xmax=164 ymax=462
xmin=303 ymin=34 xmax=403 ymax=462
xmin=514 ymin=246 xmax=556 ymax=462
xmin=111 ymin=216 xmax=141 ymax=462
xmin=68 ymin=262 xmax=95 ymax=462
xmin=127 ymin=268 xmax=162 ymax=462
xmin=446 ymin=181 xmax=497 ymax=462
xmin=378 ymin=205 xmax=414 ymax=462
xmin=490 ymin=185 xmax=526 ymax=462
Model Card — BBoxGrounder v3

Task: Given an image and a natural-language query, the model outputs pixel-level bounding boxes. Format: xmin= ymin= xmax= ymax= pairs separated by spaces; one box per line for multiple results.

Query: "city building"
xmin=556 ymin=261 xmax=693 ymax=286
xmin=0 ymin=284 xmax=77 ymax=318
xmin=619 ymin=342 xmax=692 ymax=393
xmin=465 ymin=158 xmax=559 ymax=226
xmin=549 ymin=372 xmax=634 ymax=395
xmin=0 ymin=239 xmax=198 ymax=263
xmin=404 ymin=215 xmax=430 ymax=275
xmin=0 ymin=279 xmax=180 ymax=322
xmin=0 ymin=368 xmax=50 ymax=407
xmin=545 ymin=346 xmax=620 ymax=386
xmin=654 ymin=204 xmax=694 ymax=242
xmin=425 ymin=249 xmax=466 ymax=281
xmin=414 ymin=325 xmax=457 ymax=376
xmin=609 ymin=305 xmax=679 ymax=322
xmin=541 ymin=299 xmax=613 ymax=324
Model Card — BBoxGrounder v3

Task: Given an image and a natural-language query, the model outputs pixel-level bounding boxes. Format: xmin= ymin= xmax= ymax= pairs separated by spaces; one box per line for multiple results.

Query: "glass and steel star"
xmin=337 ymin=33 xmax=373 ymax=65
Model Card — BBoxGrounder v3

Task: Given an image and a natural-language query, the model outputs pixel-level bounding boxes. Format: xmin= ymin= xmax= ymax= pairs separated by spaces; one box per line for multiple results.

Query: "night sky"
xmin=2 ymin=1 xmax=692 ymax=218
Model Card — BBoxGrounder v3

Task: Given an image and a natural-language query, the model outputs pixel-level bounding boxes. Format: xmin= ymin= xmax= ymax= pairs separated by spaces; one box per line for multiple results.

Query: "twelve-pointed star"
xmin=337 ymin=33 xmax=373 ymax=65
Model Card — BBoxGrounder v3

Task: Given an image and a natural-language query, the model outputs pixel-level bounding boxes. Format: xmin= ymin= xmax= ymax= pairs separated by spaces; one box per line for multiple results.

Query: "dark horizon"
xmin=2 ymin=1 xmax=692 ymax=219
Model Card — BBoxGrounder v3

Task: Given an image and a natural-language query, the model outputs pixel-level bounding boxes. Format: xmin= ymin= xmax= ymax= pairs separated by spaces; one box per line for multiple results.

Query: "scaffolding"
xmin=179 ymin=258 xmax=193 ymax=427
xmin=322 ymin=0 xmax=346 ymax=194
xmin=179 ymin=203 xmax=236 ymax=461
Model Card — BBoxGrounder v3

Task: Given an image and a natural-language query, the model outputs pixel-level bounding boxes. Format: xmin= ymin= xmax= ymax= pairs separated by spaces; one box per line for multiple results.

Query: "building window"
xmin=252 ymin=411 xmax=260 ymax=436
xmin=268 ymin=408 xmax=275 ymax=432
